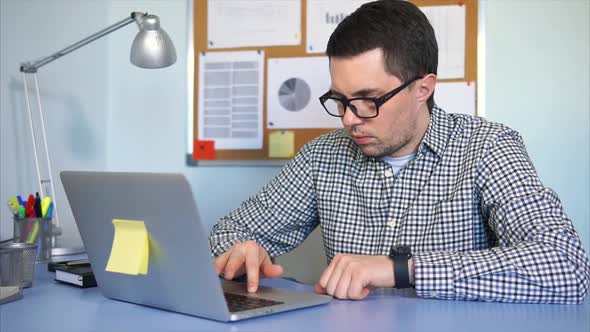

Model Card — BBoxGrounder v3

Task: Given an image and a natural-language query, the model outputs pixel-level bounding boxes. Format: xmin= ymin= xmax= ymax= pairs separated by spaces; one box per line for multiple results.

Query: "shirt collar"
xmin=417 ymin=106 xmax=452 ymax=158
xmin=350 ymin=106 xmax=453 ymax=163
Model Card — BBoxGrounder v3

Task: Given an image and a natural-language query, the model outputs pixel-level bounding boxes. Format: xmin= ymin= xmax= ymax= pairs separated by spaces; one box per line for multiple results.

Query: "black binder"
xmin=54 ymin=262 xmax=97 ymax=288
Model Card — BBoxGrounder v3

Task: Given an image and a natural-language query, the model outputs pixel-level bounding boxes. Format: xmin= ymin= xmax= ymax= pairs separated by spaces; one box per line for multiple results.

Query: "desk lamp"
xmin=19 ymin=12 xmax=176 ymax=256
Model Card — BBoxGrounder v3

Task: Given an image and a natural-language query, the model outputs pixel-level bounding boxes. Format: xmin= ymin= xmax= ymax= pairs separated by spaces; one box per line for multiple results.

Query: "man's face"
xmin=329 ymin=48 xmax=427 ymax=158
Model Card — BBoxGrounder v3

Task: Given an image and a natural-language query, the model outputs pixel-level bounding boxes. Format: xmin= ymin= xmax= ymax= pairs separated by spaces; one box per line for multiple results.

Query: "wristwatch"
xmin=389 ymin=245 xmax=413 ymax=289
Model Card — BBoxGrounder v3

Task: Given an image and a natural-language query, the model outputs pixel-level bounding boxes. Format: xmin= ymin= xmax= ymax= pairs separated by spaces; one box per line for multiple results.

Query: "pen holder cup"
xmin=0 ymin=243 xmax=37 ymax=304
xmin=13 ymin=217 xmax=53 ymax=263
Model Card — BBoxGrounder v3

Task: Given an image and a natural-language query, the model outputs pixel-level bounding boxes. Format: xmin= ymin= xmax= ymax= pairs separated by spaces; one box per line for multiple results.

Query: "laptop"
xmin=60 ymin=171 xmax=331 ymax=322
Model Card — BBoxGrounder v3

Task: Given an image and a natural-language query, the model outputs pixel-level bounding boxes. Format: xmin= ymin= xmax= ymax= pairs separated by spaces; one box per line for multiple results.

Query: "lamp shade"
xmin=130 ymin=14 xmax=177 ymax=69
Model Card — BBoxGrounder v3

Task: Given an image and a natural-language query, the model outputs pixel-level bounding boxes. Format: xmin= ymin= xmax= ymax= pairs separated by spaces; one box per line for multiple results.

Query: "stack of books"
xmin=51 ymin=259 xmax=97 ymax=288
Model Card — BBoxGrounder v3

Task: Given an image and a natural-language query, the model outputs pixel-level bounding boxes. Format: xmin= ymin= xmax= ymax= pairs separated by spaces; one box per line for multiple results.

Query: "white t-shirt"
xmin=381 ymin=153 xmax=417 ymax=176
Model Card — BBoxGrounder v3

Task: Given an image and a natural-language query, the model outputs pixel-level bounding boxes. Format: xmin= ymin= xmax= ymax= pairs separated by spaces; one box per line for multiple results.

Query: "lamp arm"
xmin=20 ymin=12 xmax=146 ymax=73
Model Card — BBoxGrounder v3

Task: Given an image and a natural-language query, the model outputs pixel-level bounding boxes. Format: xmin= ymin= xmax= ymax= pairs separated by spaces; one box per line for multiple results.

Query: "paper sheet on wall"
xmin=198 ymin=51 xmax=264 ymax=150
xmin=207 ymin=0 xmax=301 ymax=49
xmin=421 ymin=5 xmax=466 ymax=79
xmin=306 ymin=0 xmax=372 ymax=53
xmin=267 ymin=57 xmax=342 ymax=129
xmin=435 ymin=81 xmax=476 ymax=116
xmin=307 ymin=2 xmax=466 ymax=80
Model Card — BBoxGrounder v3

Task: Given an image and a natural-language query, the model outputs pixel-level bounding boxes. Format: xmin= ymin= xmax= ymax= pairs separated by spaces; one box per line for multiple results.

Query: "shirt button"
xmin=384 ymin=169 xmax=393 ymax=177
xmin=387 ymin=219 xmax=396 ymax=228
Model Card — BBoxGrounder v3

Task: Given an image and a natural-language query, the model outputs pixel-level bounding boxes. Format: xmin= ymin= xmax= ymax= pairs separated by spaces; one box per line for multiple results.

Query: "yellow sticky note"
xmin=269 ymin=131 xmax=295 ymax=158
xmin=105 ymin=219 xmax=149 ymax=275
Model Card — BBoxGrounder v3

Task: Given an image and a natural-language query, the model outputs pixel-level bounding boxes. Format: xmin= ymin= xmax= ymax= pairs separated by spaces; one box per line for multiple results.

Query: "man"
xmin=209 ymin=0 xmax=589 ymax=303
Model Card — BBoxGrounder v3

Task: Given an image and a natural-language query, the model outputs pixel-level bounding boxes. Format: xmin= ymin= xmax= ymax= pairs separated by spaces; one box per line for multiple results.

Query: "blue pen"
xmin=45 ymin=202 xmax=54 ymax=218
xmin=17 ymin=195 xmax=26 ymax=206
xmin=36 ymin=229 xmax=42 ymax=260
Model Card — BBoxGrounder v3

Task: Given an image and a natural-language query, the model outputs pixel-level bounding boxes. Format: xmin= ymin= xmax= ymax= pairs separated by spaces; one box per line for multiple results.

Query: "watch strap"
xmin=390 ymin=245 xmax=412 ymax=289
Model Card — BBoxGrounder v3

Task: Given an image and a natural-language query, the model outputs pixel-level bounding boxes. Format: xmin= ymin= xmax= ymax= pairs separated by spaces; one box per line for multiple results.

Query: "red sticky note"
xmin=193 ymin=140 xmax=215 ymax=160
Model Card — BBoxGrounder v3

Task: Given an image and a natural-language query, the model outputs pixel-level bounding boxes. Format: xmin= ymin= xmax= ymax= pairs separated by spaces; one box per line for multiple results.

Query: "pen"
xmin=36 ymin=230 xmax=41 ymax=259
xmin=16 ymin=205 xmax=26 ymax=241
xmin=26 ymin=222 xmax=39 ymax=244
xmin=7 ymin=197 xmax=20 ymax=216
xmin=34 ymin=192 xmax=42 ymax=219
xmin=25 ymin=194 xmax=36 ymax=218
xmin=45 ymin=202 xmax=54 ymax=218
xmin=41 ymin=197 xmax=51 ymax=218
xmin=17 ymin=195 xmax=26 ymax=206
xmin=24 ymin=194 xmax=36 ymax=242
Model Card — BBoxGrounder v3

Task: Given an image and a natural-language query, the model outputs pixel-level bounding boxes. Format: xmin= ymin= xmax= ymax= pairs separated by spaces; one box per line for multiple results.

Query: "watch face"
xmin=391 ymin=245 xmax=412 ymax=255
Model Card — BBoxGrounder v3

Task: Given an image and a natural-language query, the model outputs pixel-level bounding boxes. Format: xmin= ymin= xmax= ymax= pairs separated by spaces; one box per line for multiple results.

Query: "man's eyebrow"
xmin=329 ymin=87 xmax=382 ymax=98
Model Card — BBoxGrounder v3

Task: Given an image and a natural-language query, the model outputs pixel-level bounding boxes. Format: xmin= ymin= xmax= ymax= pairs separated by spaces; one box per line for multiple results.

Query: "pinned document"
xmin=269 ymin=130 xmax=295 ymax=158
xmin=198 ymin=51 xmax=264 ymax=150
xmin=106 ymin=219 xmax=149 ymax=275
xmin=267 ymin=57 xmax=342 ymax=129
xmin=207 ymin=0 xmax=301 ymax=49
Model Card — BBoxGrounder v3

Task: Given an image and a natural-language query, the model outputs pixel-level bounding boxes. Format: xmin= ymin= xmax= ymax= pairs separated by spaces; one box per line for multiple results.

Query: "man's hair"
xmin=326 ymin=0 xmax=438 ymax=111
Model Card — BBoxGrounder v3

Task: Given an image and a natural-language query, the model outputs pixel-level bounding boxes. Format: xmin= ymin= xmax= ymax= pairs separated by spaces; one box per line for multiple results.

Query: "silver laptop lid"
xmin=60 ymin=171 xmax=230 ymax=321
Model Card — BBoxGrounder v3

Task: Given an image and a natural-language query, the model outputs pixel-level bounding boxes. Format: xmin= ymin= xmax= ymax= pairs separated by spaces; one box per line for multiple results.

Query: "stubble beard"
xmin=359 ymin=140 xmax=404 ymax=159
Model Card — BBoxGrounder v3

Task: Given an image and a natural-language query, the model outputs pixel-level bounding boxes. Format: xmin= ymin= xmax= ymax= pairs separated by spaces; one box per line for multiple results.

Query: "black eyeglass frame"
xmin=319 ymin=76 xmax=423 ymax=119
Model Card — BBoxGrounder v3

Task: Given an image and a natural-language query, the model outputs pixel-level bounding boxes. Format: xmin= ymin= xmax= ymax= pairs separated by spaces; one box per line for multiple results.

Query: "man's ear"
xmin=415 ymin=74 xmax=437 ymax=103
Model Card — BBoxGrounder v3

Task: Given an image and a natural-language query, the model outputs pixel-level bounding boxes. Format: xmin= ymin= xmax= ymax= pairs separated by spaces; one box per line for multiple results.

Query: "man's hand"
xmin=214 ymin=240 xmax=283 ymax=293
xmin=314 ymin=254 xmax=394 ymax=300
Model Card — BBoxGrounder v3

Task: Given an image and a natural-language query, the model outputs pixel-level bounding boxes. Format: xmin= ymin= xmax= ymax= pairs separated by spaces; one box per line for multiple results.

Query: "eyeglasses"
xmin=319 ymin=76 xmax=422 ymax=119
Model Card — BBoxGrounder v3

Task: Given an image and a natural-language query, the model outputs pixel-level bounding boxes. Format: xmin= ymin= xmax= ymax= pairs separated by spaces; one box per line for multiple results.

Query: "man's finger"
xmin=214 ymin=251 xmax=231 ymax=275
xmin=326 ymin=259 xmax=349 ymax=295
xmin=224 ymin=250 xmax=245 ymax=280
xmin=334 ymin=269 xmax=352 ymax=299
xmin=347 ymin=278 xmax=370 ymax=300
xmin=313 ymin=283 xmax=327 ymax=295
xmin=318 ymin=255 xmax=340 ymax=288
xmin=261 ymin=262 xmax=284 ymax=279
xmin=260 ymin=255 xmax=284 ymax=279
xmin=245 ymin=246 xmax=260 ymax=292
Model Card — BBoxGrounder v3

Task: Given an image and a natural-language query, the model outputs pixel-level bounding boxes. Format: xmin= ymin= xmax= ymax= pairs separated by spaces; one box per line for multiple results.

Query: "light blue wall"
xmin=0 ymin=0 xmax=279 ymax=247
xmin=481 ymin=0 xmax=590 ymax=251
xmin=1 ymin=0 xmax=588 ymax=255
xmin=100 ymin=1 xmax=281 ymax=236
xmin=0 ymin=0 xmax=110 ymax=244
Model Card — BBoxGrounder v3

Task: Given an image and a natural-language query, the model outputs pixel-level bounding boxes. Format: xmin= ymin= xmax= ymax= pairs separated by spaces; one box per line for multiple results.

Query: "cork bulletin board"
xmin=189 ymin=0 xmax=478 ymax=165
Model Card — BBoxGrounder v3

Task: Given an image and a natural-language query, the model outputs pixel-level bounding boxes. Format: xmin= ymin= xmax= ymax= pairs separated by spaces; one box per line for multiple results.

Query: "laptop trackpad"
xmin=221 ymin=279 xmax=276 ymax=296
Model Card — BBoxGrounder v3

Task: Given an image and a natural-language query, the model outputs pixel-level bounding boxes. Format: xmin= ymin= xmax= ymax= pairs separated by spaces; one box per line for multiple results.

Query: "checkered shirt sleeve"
xmin=413 ymin=126 xmax=589 ymax=303
xmin=209 ymin=147 xmax=319 ymax=257
xmin=209 ymin=107 xmax=590 ymax=304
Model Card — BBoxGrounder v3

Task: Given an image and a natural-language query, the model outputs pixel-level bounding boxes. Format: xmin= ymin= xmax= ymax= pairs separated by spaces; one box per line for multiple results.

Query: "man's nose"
xmin=341 ymin=106 xmax=363 ymax=128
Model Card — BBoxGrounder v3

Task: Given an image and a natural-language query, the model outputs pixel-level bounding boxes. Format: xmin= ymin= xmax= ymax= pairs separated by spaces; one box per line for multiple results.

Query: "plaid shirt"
xmin=209 ymin=107 xmax=590 ymax=304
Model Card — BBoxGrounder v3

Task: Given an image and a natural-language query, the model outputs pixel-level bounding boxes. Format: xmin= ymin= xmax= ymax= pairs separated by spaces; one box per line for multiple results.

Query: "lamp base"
xmin=50 ymin=226 xmax=86 ymax=257
xmin=51 ymin=247 xmax=85 ymax=256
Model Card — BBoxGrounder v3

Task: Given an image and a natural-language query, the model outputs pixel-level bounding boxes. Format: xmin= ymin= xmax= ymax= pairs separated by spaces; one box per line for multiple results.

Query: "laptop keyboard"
xmin=224 ymin=292 xmax=284 ymax=312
